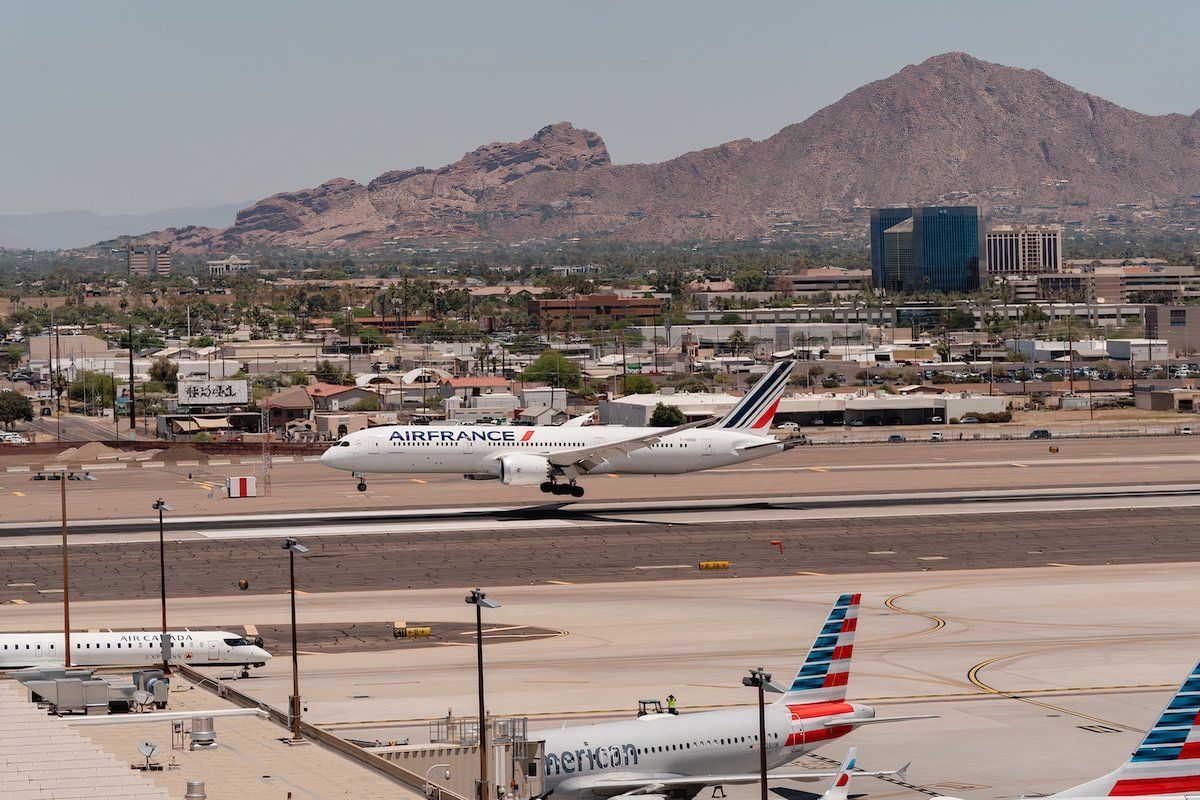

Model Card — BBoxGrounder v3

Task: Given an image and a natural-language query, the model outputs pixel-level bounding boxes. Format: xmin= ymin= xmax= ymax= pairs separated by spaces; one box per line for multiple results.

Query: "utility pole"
xmin=61 ymin=471 xmax=71 ymax=667
xmin=127 ymin=322 xmax=136 ymax=439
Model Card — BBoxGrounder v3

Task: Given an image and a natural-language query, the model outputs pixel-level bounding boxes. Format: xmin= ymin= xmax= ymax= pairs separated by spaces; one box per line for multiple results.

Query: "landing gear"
xmin=239 ymin=666 xmax=251 ymax=679
xmin=539 ymin=479 xmax=585 ymax=498
xmin=357 ymin=480 xmax=367 ymax=492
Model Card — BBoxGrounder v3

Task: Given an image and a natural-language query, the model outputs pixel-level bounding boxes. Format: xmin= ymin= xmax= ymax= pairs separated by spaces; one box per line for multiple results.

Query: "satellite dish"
xmin=133 ymin=690 xmax=153 ymax=707
xmin=138 ymin=741 xmax=160 ymax=758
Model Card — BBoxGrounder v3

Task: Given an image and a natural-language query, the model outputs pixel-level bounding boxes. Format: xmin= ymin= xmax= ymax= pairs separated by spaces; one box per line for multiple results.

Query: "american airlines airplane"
xmin=322 ymin=360 xmax=799 ymax=497
xmin=0 ymin=630 xmax=272 ymax=674
xmin=937 ymin=659 xmax=1200 ymax=800
xmin=532 ymin=595 xmax=925 ymax=800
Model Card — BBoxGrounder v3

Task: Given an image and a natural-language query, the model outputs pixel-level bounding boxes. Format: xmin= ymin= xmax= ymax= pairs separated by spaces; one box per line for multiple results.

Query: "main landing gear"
xmin=540 ymin=480 xmax=584 ymax=499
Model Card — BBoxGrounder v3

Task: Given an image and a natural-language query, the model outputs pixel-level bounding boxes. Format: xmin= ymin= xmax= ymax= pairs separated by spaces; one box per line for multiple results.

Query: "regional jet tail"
xmin=935 ymin=660 xmax=1200 ymax=800
xmin=532 ymin=594 xmax=927 ymax=800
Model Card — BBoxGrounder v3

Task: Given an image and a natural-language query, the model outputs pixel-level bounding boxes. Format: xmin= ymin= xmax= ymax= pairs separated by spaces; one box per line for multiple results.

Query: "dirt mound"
xmin=151 ymin=444 xmax=209 ymax=463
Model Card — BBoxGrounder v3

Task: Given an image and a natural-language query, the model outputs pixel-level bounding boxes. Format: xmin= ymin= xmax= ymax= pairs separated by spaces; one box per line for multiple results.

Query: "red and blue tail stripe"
xmin=1053 ymin=662 xmax=1200 ymax=798
xmin=777 ymin=594 xmax=860 ymax=705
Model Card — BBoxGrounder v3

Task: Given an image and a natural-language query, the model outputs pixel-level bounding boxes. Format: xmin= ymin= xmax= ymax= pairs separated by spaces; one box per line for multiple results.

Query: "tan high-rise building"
xmin=126 ymin=245 xmax=172 ymax=277
xmin=985 ymin=224 xmax=1062 ymax=275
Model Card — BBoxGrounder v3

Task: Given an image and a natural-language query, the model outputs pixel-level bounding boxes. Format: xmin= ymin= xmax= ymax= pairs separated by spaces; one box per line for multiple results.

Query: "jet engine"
xmin=497 ymin=454 xmax=552 ymax=486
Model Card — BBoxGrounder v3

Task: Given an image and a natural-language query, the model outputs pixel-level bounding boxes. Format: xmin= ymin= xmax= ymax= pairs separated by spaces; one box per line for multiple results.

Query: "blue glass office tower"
xmin=870 ymin=207 xmax=913 ymax=291
xmin=869 ymin=206 xmax=983 ymax=294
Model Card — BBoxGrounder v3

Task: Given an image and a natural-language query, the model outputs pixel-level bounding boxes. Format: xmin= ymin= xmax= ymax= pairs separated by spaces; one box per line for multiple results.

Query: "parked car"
xmin=887 ymin=434 xmax=907 ymax=443
xmin=929 ymin=416 xmax=943 ymax=423
xmin=929 ymin=431 xmax=943 ymax=442
xmin=959 ymin=417 xmax=981 ymax=424
xmin=1180 ymin=427 xmax=1194 ymax=436
xmin=777 ymin=422 xmax=799 ymax=431
xmin=1029 ymin=429 xmax=1052 ymax=439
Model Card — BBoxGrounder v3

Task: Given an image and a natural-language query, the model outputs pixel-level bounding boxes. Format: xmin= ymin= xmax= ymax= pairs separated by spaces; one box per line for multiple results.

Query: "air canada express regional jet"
xmin=530 ymin=595 xmax=927 ymax=800
xmin=0 ymin=630 xmax=272 ymax=673
xmin=322 ymin=360 xmax=799 ymax=497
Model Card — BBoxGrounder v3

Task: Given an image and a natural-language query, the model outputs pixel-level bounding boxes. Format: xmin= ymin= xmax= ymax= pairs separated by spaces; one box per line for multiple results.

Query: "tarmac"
xmin=4 ymin=563 xmax=1199 ymax=800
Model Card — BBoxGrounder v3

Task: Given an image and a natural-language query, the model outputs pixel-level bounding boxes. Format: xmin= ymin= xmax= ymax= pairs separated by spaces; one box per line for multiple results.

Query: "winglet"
xmin=820 ymin=748 xmax=857 ymax=800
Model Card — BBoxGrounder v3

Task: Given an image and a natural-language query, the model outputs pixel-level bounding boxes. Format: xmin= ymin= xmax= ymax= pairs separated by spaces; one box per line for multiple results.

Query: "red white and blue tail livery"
xmin=1052 ymin=662 xmax=1200 ymax=798
xmin=526 ymin=594 xmax=928 ymax=800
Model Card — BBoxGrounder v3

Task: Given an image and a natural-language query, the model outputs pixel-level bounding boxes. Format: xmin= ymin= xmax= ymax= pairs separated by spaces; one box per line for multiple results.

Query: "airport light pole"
xmin=466 ymin=588 xmax=499 ymax=800
xmin=283 ymin=537 xmax=310 ymax=742
xmin=743 ymin=667 xmax=772 ymax=800
xmin=60 ymin=470 xmax=71 ymax=667
xmin=152 ymin=498 xmax=174 ymax=672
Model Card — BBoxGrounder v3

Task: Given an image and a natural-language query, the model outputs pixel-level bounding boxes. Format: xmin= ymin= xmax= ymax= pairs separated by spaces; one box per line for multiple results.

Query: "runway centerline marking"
xmin=633 ymin=565 xmax=692 ymax=570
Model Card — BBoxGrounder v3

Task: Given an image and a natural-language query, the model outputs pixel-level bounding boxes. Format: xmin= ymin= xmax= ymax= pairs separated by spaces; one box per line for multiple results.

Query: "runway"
xmin=1 ymin=488 xmax=1197 ymax=603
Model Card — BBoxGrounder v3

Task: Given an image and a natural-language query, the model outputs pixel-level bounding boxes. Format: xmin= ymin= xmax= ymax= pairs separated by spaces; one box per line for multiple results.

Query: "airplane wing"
xmin=590 ymin=765 xmax=909 ymax=798
xmin=544 ymin=417 xmax=716 ymax=474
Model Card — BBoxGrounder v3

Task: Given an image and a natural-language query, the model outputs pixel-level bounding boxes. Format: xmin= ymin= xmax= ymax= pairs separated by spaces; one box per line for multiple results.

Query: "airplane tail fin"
xmin=1052 ymin=660 xmax=1200 ymax=797
xmin=775 ymin=594 xmax=860 ymax=706
xmin=714 ymin=361 xmax=794 ymax=430
xmin=820 ymin=748 xmax=857 ymax=800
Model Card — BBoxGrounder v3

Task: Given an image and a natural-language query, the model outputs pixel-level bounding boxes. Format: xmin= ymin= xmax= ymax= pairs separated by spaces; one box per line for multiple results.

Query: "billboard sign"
xmin=178 ymin=379 xmax=249 ymax=406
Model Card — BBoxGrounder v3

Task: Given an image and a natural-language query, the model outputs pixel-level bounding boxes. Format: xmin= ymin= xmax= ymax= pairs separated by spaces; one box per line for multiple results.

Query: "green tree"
xmin=732 ymin=270 xmax=768 ymax=292
xmin=149 ymin=357 xmax=179 ymax=392
xmin=522 ymin=349 xmax=582 ymax=389
xmin=718 ymin=312 xmax=745 ymax=325
xmin=944 ymin=308 xmax=977 ymax=330
xmin=350 ymin=394 xmax=382 ymax=412
xmin=68 ymin=371 xmax=115 ymax=407
xmin=726 ymin=329 xmax=746 ymax=355
xmin=649 ymin=403 xmax=685 ymax=427
xmin=314 ymin=359 xmax=353 ymax=385
xmin=189 ymin=335 xmax=215 ymax=348
xmin=623 ymin=374 xmax=655 ymax=394
xmin=0 ymin=390 xmax=33 ymax=429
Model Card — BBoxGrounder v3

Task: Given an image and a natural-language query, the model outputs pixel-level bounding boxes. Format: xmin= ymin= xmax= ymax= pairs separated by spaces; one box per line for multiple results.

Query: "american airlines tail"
xmin=1051 ymin=661 xmax=1200 ymax=797
xmin=776 ymin=593 xmax=860 ymax=706
xmin=714 ymin=360 xmax=795 ymax=430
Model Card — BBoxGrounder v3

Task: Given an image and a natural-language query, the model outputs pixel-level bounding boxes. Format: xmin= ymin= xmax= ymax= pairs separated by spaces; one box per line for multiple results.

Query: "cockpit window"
xmin=223 ymin=637 xmax=252 ymax=647
xmin=339 ymin=441 xmax=351 ymax=447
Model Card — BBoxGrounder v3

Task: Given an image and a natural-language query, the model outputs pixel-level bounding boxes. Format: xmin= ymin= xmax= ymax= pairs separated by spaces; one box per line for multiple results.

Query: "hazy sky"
xmin=4 ymin=0 xmax=1200 ymax=215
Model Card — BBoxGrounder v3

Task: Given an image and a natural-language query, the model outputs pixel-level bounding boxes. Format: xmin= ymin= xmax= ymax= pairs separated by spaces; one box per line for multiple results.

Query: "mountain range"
xmin=0 ymin=203 xmax=246 ymax=251
xmin=132 ymin=52 xmax=1200 ymax=251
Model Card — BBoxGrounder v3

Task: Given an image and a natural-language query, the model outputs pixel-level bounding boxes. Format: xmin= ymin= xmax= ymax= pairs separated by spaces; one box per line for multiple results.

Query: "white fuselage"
xmin=0 ymin=630 xmax=272 ymax=669
xmin=321 ymin=425 xmax=786 ymax=478
xmin=535 ymin=701 xmax=872 ymax=799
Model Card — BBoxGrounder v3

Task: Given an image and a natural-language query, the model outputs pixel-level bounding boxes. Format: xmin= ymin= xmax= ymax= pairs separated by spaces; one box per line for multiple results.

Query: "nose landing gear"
xmin=357 ymin=480 xmax=367 ymax=492
xmin=539 ymin=480 xmax=584 ymax=498
xmin=353 ymin=472 xmax=367 ymax=492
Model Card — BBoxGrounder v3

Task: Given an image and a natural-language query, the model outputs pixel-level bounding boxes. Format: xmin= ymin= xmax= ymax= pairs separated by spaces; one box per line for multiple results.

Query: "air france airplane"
xmin=936 ymin=659 xmax=1200 ymax=800
xmin=533 ymin=595 xmax=926 ymax=800
xmin=322 ymin=360 xmax=798 ymax=497
xmin=0 ymin=630 xmax=272 ymax=674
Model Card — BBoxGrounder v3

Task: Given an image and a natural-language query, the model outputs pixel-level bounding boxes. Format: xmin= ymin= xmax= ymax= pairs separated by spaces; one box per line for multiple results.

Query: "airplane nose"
xmin=254 ymin=647 xmax=272 ymax=661
xmin=320 ymin=447 xmax=335 ymax=468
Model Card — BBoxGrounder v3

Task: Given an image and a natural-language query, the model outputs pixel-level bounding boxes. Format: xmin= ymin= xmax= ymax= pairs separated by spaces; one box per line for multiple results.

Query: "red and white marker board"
xmin=226 ymin=476 xmax=257 ymax=498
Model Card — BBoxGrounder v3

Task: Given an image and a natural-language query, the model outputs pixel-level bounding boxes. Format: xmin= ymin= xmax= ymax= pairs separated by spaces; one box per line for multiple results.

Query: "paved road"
xmin=3 ymin=504 xmax=1196 ymax=605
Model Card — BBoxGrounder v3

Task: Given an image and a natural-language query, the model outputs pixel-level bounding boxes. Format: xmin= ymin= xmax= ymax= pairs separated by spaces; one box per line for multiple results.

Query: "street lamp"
xmin=152 ymin=498 xmax=174 ymax=672
xmin=54 ymin=470 xmax=95 ymax=669
xmin=742 ymin=667 xmax=784 ymax=800
xmin=283 ymin=537 xmax=310 ymax=742
xmin=465 ymin=588 xmax=499 ymax=800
